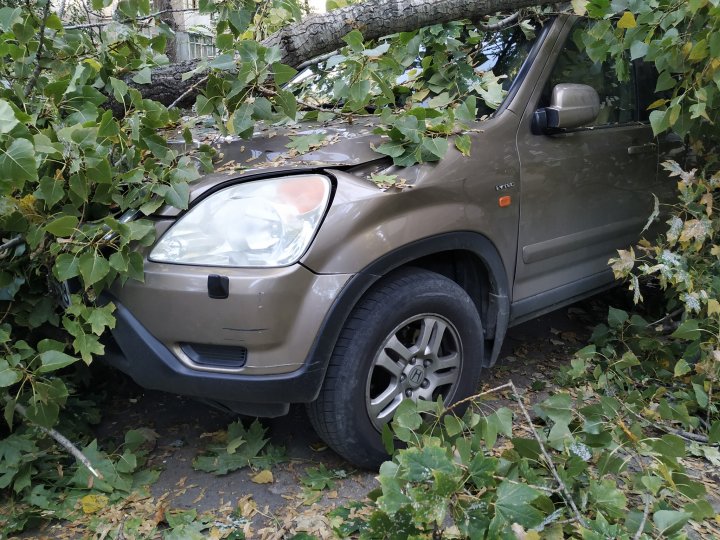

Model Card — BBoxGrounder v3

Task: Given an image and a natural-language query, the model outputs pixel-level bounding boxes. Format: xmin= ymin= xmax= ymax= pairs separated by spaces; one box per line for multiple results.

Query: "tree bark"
xmin=134 ymin=0 xmax=551 ymax=107
xmin=157 ymin=0 xmax=178 ymax=64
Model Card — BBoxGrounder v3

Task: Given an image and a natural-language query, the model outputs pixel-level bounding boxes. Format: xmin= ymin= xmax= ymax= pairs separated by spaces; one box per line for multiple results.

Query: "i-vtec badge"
xmin=495 ymin=182 xmax=515 ymax=191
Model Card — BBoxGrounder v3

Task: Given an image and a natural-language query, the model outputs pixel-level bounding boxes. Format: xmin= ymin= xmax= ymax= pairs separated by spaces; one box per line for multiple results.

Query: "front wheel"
xmin=307 ymin=267 xmax=484 ymax=468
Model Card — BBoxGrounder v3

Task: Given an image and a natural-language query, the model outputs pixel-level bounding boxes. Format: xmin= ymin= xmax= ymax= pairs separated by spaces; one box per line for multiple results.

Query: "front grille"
xmin=180 ymin=343 xmax=248 ymax=369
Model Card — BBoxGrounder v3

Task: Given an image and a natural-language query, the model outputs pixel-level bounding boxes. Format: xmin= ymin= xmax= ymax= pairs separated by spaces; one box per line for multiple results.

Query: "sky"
xmin=308 ymin=0 xmax=327 ymax=13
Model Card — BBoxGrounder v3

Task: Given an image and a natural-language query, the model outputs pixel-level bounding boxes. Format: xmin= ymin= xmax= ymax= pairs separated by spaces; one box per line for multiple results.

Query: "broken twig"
xmin=7 ymin=396 xmax=102 ymax=479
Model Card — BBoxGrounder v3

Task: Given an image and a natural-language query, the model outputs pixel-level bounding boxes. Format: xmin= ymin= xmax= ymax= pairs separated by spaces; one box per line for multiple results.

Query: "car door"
xmin=511 ymin=18 xmax=660 ymax=316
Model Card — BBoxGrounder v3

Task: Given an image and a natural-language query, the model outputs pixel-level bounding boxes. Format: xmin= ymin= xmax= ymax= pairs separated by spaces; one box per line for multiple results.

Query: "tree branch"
xmin=509 ymin=381 xmax=589 ymax=528
xmin=258 ymin=84 xmax=356 ymax=118
xmin=623 ymin=400 xmax=717 ymax=445
xmin=169 ymin=75 xmax=209 ymax=110
xmin=0 ymin=236 xmax=23 ymax=253
xmin=443 ymin=380 xmax=588 ymax=527
xmin=475 ymin=11 xmax=521 ymax=31
xmin=63 ymin=8 xmax=198 ymax=30
xmin=7 ymin=396 xmax=103 ymax=479
xmin=633 ymin=494 xmax=651 ymax=540
xmin=24 ymin=0 xmax=51 ymax=96
xmin=124 ymin=0 xmax=554 ymax=107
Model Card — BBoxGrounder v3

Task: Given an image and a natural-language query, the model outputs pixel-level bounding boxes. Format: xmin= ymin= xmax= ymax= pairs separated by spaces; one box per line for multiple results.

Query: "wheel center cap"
xmin=407 ymin=365 xmax=425 ymax=389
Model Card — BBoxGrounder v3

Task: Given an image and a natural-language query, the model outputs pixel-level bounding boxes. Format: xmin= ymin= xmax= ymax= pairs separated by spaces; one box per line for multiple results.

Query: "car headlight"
xmin=149 ymin=174 xmax=332 ymax=267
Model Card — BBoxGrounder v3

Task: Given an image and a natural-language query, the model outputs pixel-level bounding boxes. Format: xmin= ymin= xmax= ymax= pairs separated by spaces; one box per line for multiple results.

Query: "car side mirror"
xmin=532 ymin=83 xmax=601 ymax=134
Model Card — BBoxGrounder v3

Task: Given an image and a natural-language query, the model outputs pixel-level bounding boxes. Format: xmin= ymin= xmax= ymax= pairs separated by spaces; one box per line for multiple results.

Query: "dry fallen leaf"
xmin=237 ymin=495 xmax=258 ymax=518
xmin=309 ymin=442 xmax=328 ymax=452
xmin=80 ymin=494 xmax=108 ymax=514
xmin=251 ymin=469 xmax=274 ymax=484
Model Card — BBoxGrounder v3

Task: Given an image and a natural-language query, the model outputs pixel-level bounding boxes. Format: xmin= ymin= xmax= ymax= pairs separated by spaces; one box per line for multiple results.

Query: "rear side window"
xmin=540 ymin=23 xmax=636 ymax=127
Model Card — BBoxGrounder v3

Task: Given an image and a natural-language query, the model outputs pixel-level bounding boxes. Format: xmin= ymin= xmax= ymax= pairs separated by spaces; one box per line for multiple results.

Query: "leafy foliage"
xmin=0 ymin=0 xmax=218 ymax=523
xmin=3 ymin=0 xmax=720 ymax=534
xmin=334 ymin=379 xmax=717 ymax=539
xmin=192 ymin=419 xmax=286 ymax=475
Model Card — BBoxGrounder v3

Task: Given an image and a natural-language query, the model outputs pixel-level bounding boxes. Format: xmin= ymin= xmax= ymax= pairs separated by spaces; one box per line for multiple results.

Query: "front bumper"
xmin=105 ymin=261 xmax=353 ymax=413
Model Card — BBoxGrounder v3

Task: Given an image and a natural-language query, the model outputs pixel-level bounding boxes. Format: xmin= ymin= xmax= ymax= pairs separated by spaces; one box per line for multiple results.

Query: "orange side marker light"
xmin=498 ymin=195 xmax=512 ymax=207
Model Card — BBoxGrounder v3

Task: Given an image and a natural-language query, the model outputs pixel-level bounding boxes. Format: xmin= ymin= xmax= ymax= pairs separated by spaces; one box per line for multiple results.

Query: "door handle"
xmin=627 ymin=142 xmax=657 ymax=155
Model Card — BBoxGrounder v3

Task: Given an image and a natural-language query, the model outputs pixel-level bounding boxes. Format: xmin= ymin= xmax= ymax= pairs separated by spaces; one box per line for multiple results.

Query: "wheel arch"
xmin=310 ymin=232 xmax=510 ymax=372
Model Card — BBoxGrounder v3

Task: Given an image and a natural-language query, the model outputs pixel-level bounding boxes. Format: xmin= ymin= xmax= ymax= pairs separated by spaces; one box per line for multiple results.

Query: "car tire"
xmin=307 ymin=267 xmax=484 ymax=469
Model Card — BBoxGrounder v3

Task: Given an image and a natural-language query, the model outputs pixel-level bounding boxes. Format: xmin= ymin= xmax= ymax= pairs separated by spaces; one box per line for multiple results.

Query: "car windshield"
xmin=289 ymin=21 xmax=540 ymax=120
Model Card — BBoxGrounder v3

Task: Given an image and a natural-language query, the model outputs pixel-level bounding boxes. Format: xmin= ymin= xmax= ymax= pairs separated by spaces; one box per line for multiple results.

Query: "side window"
xmin=635 ymin=60 xmax=667 ymax=122
xmin=542 ymin=26 xmax=636 ymax=127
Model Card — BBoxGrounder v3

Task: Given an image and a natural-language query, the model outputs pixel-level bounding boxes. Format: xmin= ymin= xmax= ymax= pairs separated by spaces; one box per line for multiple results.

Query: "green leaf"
xmin=655 ymin=71 xmax=676 ymax=93
xmin=376 ymin=140 xmax=406 ymax=158
xmin=420 ymin=137 xmax=448 ymax=160
xmin=54 ymin=254 xmax=80 ymax=281
xmin=684 ymin=499 xmax=715 ymax=521
xmin=455 ymin=96 xmax=477 ymax=123
xmin=26 ymin=399 xmax=59 ymax=428
xmin=688 ymin=39 xmax=708 ymax=62
xmin=648 ymin=434 xmax=686 ymax=459
xmin=381 ymin=423 xmax=395 ymax=454
xmin=0 ymin=138 xmax=38 ymax=194
xmin=649 ymin=109 xmax=670 ymax=136
xmin=272 ymin=62 xmax=298 ymax=86
xmin=45 ymin=215 xmax=78 ymax=237
xmin=630 ymin=41 xmax=648 ymax=60
xmin=534 ymin=393 xmax=572 ymax=426
xmin=393 ymin=399 xmax=422 ymax=431
xmin=671 ymin=319 xmax=700 ymax=340
xmin=653 ymin=510 xmax=691 ymax=536
xmin=195 ymin=95 xmax=214 ymax=116
xmin=86 ymin=305 xmax=116 ymax=335
xmin=0 ymin=7 xmax=22 ymax=31
xmin=163 ymin=182 xmax=189 ymax=210
xmin=37 ymin=350 xmax=77 ymax=373
xmin=286 ymin=133 xmax=326 ymax=154
xmin=78 ymin=252 xmax=110 ymax=288
xmin=33 ymin=133 xmax=62 ymax=156
xmin=209 ymin=53 xmax=235 ymax=70
xmin=607 ymin=306 xmax=628 ymax=328
xmin=343 ymin=30 xmax=365 ymax=52
xmin=72 ymin=332 xmax=104 ymax=364
xmin=192 ymin=420 xmax=270 ymax=475
xmin=589 ymin=480 xmax=627 ymax=518
xmin=444 ymin=414 xmax=463 ymax=437
xmin=275 ymin=89 xmax=297 ymax=120
xmin=709 ymin=421 xmax=720 ymax=444
xmin=109 ymin=77 xmax=129 ymax=102
xmin=614 ymin=351 xmax=640 ymax=369
xmin=230 ymin=104 xmax=254 ymax=137
xmin=494 ymin=481 xmax=542 ymax=527
xmin=36 ymin=177 xmax=65 ymax=208
xmin=0 ymin=360 xmax=21 ymax=387
xmin=674 ymin=358 xmax=691 ymax=377
xmin=348 ymin=79 xmax=370 ymax=105
xmin=131 ymin=67 xmax=152 ymax=85
xmin=362 ymin=42 xmax=390 ymax=58
xmin=454 ymin=134 xmax=471 ymax=156
xmin=0 ymin=99 xmax=19 ymax=133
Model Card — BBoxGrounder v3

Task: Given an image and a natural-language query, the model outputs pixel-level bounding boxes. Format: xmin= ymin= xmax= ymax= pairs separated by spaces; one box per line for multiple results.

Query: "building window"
xmin=188 ymin=33 xmax=216 ymax=59
xmin=184 ymin=0 xmax=198 ymax=9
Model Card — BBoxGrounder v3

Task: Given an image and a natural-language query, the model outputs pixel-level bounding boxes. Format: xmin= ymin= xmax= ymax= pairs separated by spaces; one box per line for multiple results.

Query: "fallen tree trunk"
xmin=133 ymin=0 xmax=552 ymax=107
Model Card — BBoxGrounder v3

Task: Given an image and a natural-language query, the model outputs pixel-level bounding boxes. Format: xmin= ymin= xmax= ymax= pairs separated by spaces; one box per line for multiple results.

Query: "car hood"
xmin=157 ymin=118 xmax=388 ymax=216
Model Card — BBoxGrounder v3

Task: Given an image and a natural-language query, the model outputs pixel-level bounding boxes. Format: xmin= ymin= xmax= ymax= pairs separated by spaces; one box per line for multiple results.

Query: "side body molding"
xmin=312 ymin=231 xmax=511 ymax=370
